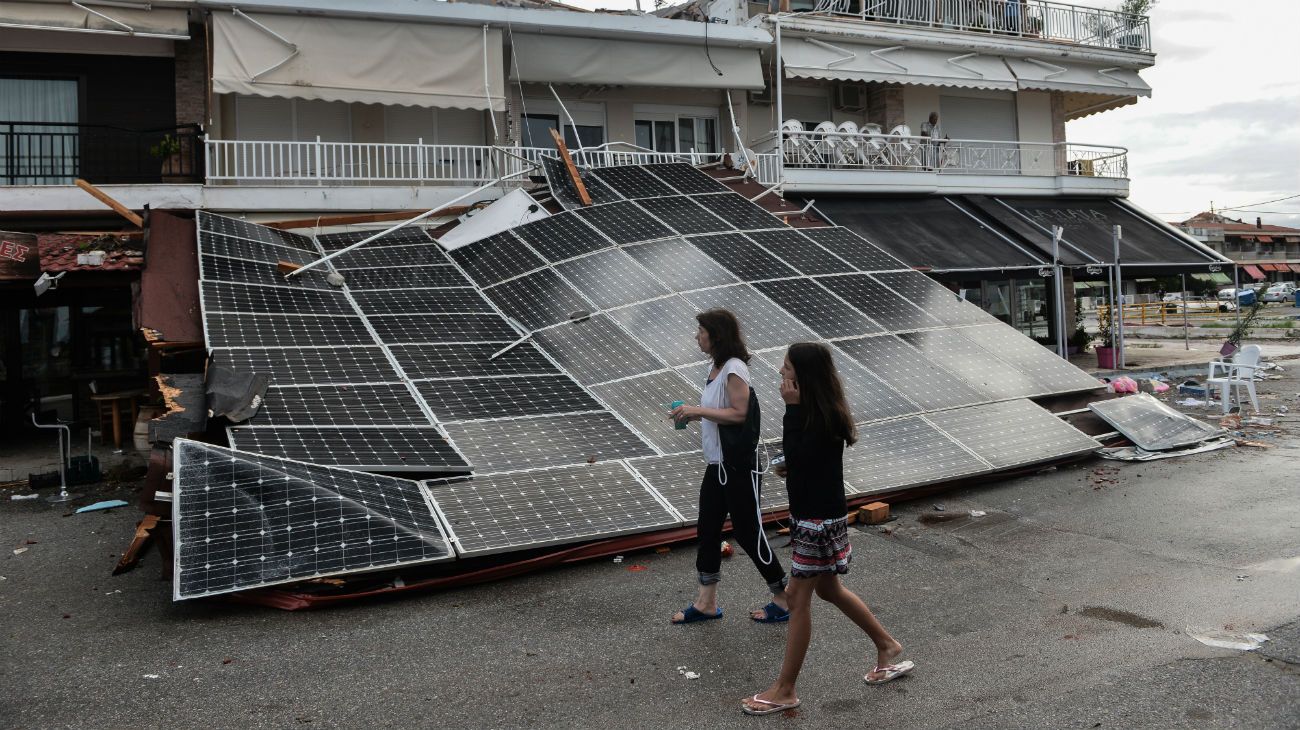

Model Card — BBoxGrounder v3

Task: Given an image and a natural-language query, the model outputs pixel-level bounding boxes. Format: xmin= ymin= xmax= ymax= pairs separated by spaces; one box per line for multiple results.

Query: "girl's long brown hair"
xmin=786 ymin=342 xmax=857 ymax=446
xmin=696 ymin=308 xmax=750 ymax=368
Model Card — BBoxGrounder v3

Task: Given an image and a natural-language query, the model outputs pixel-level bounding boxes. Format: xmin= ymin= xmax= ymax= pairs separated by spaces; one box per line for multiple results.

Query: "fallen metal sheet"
xmin=1096 ymin=437 xmax=1235 ymax=461
xmin=206 ymin=364 xmax=270 ymax=423
xmin=1088 ymin=393 xmax=1224 ymax=451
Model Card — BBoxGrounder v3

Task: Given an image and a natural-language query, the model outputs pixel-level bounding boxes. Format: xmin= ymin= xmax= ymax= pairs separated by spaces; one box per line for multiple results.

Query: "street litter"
xmin=143 ymin=674 xmax=161 ymax=680
xmin=1176 ymin=398 xmax=1208 ymax=407
xmin=1097 ymin=437 xmax=1235 ymax=461
xmin=12 ymin=547 xmax=28 ymax=555
xmin=1185 ymin=627 xmax=1269 ymax=651
xmin=683 ymin=671 xmax=700 ymax=680
xmin=75 ymin=500 xmax=131 ymax=514
xmin=612 ymin=556 xmax=623 ymax=564
xmin=1107 ymin=376 xmax=1139 ymax=394
xmin=969 ymin=510 xmax=987 ymax=518
xmin=10 ymin=493 xmax=38 ymax=501
xmin=1234 ymin=439 xmax=1273 ymax=449
xmin=1241 ymin=417 xmax=1275 ymax=427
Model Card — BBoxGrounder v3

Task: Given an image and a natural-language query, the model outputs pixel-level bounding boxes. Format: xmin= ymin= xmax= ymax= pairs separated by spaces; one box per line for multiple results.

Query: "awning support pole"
xmin=1181 ymin=272 xmax=1190 ymax=350
xmin=548 ymin=84 xmax=582 ymax=153
xmin=1113 ymin=224 xmax=1125 ymax=368
xmin=286 ymin=169 xmax=530 ymax=278
xmin=1052 ymin=225 xmax=1066 ymax=359
xmin=1233 ymin=265 xmax=1241 ymax=327
xmin=774 ymin=15 xmax=785 ymax=186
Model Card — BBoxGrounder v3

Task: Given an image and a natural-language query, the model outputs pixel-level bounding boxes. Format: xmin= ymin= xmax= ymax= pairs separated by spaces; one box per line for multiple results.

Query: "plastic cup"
xmin=670 ymin=400 xmax=687 ymax=429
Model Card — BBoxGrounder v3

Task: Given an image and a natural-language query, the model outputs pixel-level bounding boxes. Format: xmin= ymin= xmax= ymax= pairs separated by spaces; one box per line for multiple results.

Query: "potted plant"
xmin=150 ymin=134 xmax=189 ymax=183
xmin=1094 ymin=304 xmax=1116 ymax=368
xmin=1068 ymin=298 xmax=1091 ymax=355
xmin=1221 ymin=285 xmax=1267 ymax=357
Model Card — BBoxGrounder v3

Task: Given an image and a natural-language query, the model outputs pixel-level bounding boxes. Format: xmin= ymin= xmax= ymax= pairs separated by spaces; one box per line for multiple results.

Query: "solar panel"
xmin=316 ymin=227 xmax=434 ymax=250
xmin=172 ymin=439 xmax=453 ymax=600
xmin=202 ymin=281 xmax=352 ymax=316
xmin=212 ymin=347 xmax=400 ymax=386
xmin=591 ymin=370 xmax=702 ymax=454
xmin=205 ymin=314 xmax=375 ymax=349
xmin=443 ymin=413 xmax=655 ymax=473
xmin=871 ymin=271 xmax=994 ymax=327
xmin=574 ymin=201 xmax=674 ymax=244
xmin=843 ymin=417 xmax=989 ymax=495
xmin=328 ymin=243 xmax=450 ymax=269
xmin=607 ymin=295 xmax=707 ymax=367
xmin=634 ymin=196 xmax=732 ymax=235
xmin=426 ymin=461 xmax=678 ymax=556
xmin=351 ymin=288 xmax=494 ymax=316
xmin=899 ymin=329 xmax=1043 ymax=400
xmin=390 ymin=342 xmax=557 ymax=379
xmin=201 ymin=254 xmax=332 ymax=290
xmin=555 ymin=249 xmax=671 ymax=309
xmin=800 ymin=227 xmax=907 ymax=272
xmin=682 ymin=285 xmax=817 ymax=351
xmin=198 ymin=212 xmax=315 ymax=250
xmin=835 ymin=335 xmax=986 ymax=410
xmin=511 ymin=210 xmax=612 ymax=263
xmin=690 ymin=192 xmax=783 ymax=231
xmin=247 ymin=384 xmax=430 ymax=427
xmin=687 ymin=233 xmax=799 ymax=282
xmin=818 ymin=274 xmax=945 ymax=331
xmin=484 ymin=269 xmax=593 ymax=331
xmin=199 ymin=232 xmax=319 ymax=265
xmin=1088 ymin=393 xmax=1222 ymax=451
xmin=924 ymin=399 xmax=1099 ymax=469
xmin=744 ymin=229 xmax=854 ymax=276
xmin=414 ymin=376 xmax=603 ymax=422
xmin=641 ymin=163 xmax=730 ymax=194
xmin=448 ymin=231 xmax=547 ymax=287
xmin=366 ymin=313 xmax=518 ymax=344
xmin=226 ymin=427 xmax=469 ymax=473
xmin=530 ymin=315 xmax=666 ymax=386
xmin=622 ymin=237 xmax=739 ymax=292
xmin=960 ymin=324 xmax=1103 ymax=394
xmin=753 ymin=348 xmax=920 ymax=424
xmin=753 ymin=279 xmax=884 ymax=338
xmin=590 ymin=165 xmax=677 ymax=199
xmin=342 ymin=265 xmax=469 ymax=291
xmin=541 ymin=155 xmax=622 ymax=208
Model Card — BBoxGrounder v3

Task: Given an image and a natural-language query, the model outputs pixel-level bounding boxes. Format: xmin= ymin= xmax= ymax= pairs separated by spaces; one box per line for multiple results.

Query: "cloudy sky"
xmin=561 ymin=0 xmax=1300 ymax=227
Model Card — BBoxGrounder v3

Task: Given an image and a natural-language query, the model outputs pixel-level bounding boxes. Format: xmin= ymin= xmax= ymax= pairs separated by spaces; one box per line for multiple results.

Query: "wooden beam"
xmin=113 ymin=514 xmax=160 ymax=575
xmin=263 ymin=209 xmax=448 ymax=231
xmin=548 ymin=128 xmax=592 ymax=206
xmin=74 ymin=179 xmax=144 ymax=228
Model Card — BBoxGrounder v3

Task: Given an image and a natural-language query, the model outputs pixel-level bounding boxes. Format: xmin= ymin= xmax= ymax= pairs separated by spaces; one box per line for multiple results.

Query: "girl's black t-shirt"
xmin=781 ymin=404 xmax=849 ymax=520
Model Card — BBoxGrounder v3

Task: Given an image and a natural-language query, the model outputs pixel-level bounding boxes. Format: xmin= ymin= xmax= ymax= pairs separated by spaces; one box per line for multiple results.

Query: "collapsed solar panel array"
xmin=180 ymin=162 xmax=1102 ymax=599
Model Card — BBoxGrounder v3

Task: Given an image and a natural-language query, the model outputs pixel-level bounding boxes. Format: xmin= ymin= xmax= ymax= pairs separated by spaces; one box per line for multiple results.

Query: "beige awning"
xmin=1005 ymin=57 xmax=1151 ymax=98
xmin=212 ymin=11 xmax=505 ymax=110
xmin=0 ymin=0 xmax=189 ymax=38
xmin=781 ymin=37 xmax=1018 ymax=91
xmin=508 ymin=33 xmax=764 ymax=90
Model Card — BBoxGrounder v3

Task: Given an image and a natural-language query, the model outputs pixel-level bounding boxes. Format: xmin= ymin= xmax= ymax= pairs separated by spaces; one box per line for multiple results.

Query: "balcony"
xmin=1 ymin=122 xmax=203 ymax=186
xmin=809 ymin=0 xmax=1152 ymax=53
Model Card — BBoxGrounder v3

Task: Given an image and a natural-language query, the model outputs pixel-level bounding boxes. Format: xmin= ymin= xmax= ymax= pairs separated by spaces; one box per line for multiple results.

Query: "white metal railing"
xmin=767 ymin=129 xmax=1127 ymax=178
xmin=811 ymin=0 xmax=1152 ymax=53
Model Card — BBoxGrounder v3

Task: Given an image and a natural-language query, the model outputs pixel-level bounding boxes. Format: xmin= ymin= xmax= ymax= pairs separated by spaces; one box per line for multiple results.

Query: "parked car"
xmin=1165 ymin=296 xmax=1236 ymax=314
xmin=1218 ymin=287 xmax=1258 ymax=306
xmin=1262 ymin=282 xmax=1297 ymax=303
xmin=1161 ymin=292 xmax=1183 ymax=302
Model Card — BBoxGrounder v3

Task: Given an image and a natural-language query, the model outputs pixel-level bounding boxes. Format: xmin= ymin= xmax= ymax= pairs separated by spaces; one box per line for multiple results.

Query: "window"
xmin=0 ymin=78 xmax=79 ymax=184
xmin=632 ymin=106 xmax=719 ymax=154
xmin=522 ymin=114 xmax=604 ymax=149
xmin=234 ymin=96 xmax=352 ymax=142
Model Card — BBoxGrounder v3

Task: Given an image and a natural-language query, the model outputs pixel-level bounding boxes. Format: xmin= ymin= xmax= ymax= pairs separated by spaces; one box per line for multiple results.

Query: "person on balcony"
xmin=920 ymin=112 xmax=948 ymax=169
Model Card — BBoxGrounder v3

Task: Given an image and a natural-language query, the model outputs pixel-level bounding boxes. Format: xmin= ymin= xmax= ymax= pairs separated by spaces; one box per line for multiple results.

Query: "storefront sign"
xmin=0 ymin=231 xmax=40 ymax=280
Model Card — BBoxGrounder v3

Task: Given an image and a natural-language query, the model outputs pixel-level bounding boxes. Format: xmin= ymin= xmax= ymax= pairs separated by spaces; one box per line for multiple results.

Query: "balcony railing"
xmin=0 ymin=122 xmax=203 ymax=185
xmin=811 ymin=0 xmax=1152 ymax=53
xmin=768 ymin=129 xmax=1127 ymax=178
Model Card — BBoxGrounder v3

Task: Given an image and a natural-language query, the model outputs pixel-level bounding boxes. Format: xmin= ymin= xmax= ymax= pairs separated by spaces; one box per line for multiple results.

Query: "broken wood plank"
xmin=276 ymin=260 xmax=301 ymax=275
xmin=548 ymin=127 xmax=592 ymax=206
xmin=263 ymin=209 xmax=463 ymax=230
xmin=113 ymin=514 xmax=160 ymax=575
xmin=859 ymin=502 xmax=890 ymax=525
xmin=74 ymin=179 xmax=144 ymax=228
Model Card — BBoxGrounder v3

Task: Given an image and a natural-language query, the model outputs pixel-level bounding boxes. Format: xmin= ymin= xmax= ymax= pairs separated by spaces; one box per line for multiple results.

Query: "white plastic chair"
xmin=811 ymin=121 xmax=838 ymax=164
xmin=781 ymin=119 xmax=819 ymax=166
xmin=833 ymin=121 xmax=863 ymax=165
xmin=1206 ymin=344 xmax=1262 ymax=414
xmin=887 ymin=124 xmax=920 ymax=167
xmin=859 ymin=123 xmax=889 ymax=167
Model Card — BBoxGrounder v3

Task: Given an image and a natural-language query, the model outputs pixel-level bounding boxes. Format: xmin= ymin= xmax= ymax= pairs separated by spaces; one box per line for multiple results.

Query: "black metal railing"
xmin=0 ymin=122 xmax=204 ymax=185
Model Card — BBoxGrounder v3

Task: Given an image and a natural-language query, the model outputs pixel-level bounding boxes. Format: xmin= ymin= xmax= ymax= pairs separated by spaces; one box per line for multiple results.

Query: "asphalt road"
xmin=2 ymin=373 xmax=1298 ymax=729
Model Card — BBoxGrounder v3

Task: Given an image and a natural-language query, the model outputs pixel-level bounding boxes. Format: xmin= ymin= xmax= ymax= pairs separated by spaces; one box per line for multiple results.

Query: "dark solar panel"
xmin=316 ymin=227 xmax=433 ymax=250
xmin=817 ymin=274 xmax=945 ymax=331
xmin=198 ymin=212 xmax=316 ymax=250
xmin=634 ymin=196 xmax=732 ymax=235
xmin=590 ymin=165 xmax=677 ymax=199
xmin=366 ymin=313 xmax=518 ymax=344
xmin=343 ymin=265 xmax=469 ymax=291
xmin=511 ymin=210 xmax=613 ymax=263
xmin=800 ymin=227 xmax=907 ymax=272
xmin=205 ymin=314 xmax=375 ymax=349
xmin=687 ymin=233 xmax=799 ymax=282
xmin=247 ymin=384 xmax=430 ymax=427
xmin=415 ymin=376 xmax=603 ymax=422
xmin=202 ymin=281 xmax=352 ymax=316
xmin=541 ymin=155 xmax=622 ymax=208
xmin=745 ymin=229 xmax=854 ymax=275
xmin=555 ymin=249 xmax=671 ymax=309
xmin=484 ymin=269 xmax=592 ymax=331
xmin=871 ymin=271 xmax=994 ymax=326
xmin=753 ymin=279 xmax=884 ymax=338
xmin=622 ymin=237 xmax=739 ymax=292
xmin=641 ymin=163 xmax=730 ymax=194
xmin=690 ymin=192 xmax=783 ymax=231
xmin=211 ymin=347 xmax=400 ymax=386
xmin=574 ymin=201 xmax=674 ymax=244
xmin=390 ymin=342 xmax=557 ymax=379
xmin=449 ymin=231 xmax=547 ymax=287
xmin=201 ymin=255 xmax=332 ymax=290
xmin=199 ymin=232 xmax=318 ymax=265
xmin=329 ymin=243 xmax=450 ymax=269
xmin=226 ymin=427 xmax=468 ymax=473
xmin=351 ymin=288 xmax=494 ymax=316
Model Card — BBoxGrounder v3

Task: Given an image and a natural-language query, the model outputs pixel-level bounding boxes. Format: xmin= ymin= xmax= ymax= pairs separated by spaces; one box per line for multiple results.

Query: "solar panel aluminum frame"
xmin=225 ymin=425 xmax=473 ymax=474
xmin=171 ymin=439 xmax=456 ymax=600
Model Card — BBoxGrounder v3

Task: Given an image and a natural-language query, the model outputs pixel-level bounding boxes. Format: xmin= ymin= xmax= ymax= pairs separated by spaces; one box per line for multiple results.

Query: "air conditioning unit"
xmin=749 ymin=85 xmax=774 ymax=105
xmin=835 ymin=84 xmax=866 ymax=112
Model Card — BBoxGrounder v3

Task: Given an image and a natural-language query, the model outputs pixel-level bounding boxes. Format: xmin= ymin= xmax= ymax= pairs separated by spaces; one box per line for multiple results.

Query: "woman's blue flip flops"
xmin=672 ymin=605 xmax=723 ymax=624
xmin=751 ymin=602 xmax=790 ymax=623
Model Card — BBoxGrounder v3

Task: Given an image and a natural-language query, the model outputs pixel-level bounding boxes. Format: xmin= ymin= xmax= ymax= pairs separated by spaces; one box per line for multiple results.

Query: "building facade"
xmin=1174 ymin=212 xmax=1300 ymax=285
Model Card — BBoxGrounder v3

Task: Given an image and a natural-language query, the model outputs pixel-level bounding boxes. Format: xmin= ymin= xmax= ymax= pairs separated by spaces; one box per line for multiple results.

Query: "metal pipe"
xmin=1052 ymin=225 xmax=1066 ymax=359
xmin=1113 ymin=224 xmax=1125 ymax=368
xmin=548 ymin=84 xmax=582 ymax=152
xmin=774 ymin=15 xmax=785 ymax=186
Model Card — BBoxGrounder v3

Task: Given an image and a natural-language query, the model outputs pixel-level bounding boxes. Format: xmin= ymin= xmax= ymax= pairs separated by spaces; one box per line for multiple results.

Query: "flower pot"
xmin=1095 ymin=346 xmax=1115 ymax=369
xmin=1219 ymin=341 xmax=1239 ymax=358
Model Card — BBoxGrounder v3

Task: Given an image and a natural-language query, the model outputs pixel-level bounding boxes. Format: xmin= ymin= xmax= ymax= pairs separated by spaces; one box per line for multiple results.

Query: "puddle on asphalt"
xmin=1078 ymin=606 xmax=1165 ymax=629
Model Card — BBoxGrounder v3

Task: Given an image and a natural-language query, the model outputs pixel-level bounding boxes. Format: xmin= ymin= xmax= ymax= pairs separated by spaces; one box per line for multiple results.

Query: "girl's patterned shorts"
xmin=790 ymin=516 xmax=852 ymax=578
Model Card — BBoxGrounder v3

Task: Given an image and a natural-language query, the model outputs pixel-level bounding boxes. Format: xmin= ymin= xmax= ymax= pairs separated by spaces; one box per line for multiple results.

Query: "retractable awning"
xmin=508 ymin=33 xmax=764 ymax=90
xmin=781 ymin=37 xmax=1017 ymax=91
xmin=1191 ymin=273 xmax=1233 ymax=285
xmin=1289 ymin=263 xmax=1300 ymax=274
xmin=1242 ymin=265 xmax=1266 ymax=280
xmin=1004 ymin=57 xmax=1150 ymax=120
xmin=211 ymin=11 xmax=505 ymax=110
xmin=0 ymin=0 xmax=189 ymax=38
xmin=1257 ymin=235 xmax=1274 ymax=243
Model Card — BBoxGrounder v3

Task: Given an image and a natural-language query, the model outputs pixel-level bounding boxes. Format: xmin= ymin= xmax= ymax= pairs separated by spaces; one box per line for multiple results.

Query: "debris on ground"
xmin=612 ymin=555 xmax=623 ymax=564
xmin=720 ymin=541 xmax=733 ymax=558
xmin=933 ymin=504 xmax=945 ymax=512
xmin=10 ymin=493 xmax=38 ymax=501
xmin=75 ymin=499 xmax=130 ymax=514
xmin=1186 ymin=627 xmax=1270 ymax=651
xmin=969 ymin=510 xmax=987 ymax=518
xmin=1088 ymin=465 xmax=1120 ymax=490
xmin=677 ymin=667 xmax=701 ymax=680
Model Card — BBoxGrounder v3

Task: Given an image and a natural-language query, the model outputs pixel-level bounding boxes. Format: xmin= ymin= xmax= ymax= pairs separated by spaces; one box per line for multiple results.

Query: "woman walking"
xmin=741 ymin=342 xmax=913 ymax=716
xmin=669 ymin=308 xmax=790 ymax=625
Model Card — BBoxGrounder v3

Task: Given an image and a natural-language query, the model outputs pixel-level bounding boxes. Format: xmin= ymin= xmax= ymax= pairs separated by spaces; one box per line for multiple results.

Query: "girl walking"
xmin=741 ymin=342 xmax=914 ymax=716
xmin=669 ymin=308 xmax=790 ymax=625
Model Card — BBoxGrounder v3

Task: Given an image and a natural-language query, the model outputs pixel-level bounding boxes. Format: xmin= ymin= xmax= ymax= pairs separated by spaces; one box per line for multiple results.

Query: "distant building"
xmin=1173 ymin=212 xmax=1300 ymax=284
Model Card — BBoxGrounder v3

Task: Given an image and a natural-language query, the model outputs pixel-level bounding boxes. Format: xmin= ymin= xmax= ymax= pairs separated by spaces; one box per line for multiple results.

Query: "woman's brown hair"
xmin=695 ymin=308 xmax=750 ymax=368
xmin=786 ymin=342 xmax=857 ymax=446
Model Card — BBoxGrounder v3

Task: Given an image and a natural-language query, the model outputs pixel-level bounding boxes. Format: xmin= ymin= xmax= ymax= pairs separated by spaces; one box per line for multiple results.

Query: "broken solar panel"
xmin=443 ymin=413 xmax=654 ymax=473
xmin=531 ymin=315 xmax=666 ymax=386
xmin=211 ymin=347 xmax=400 ymax=386
xmin=246 ymin=384 xmax=430 ymax=427
xmin=843 ymin=417 xmax=989 ymax=495
xmin=590 ymin=164 xmax=677 ymax=199
xmin=899 ymin=329 xmax=1043 ymax=401
xmin=924 ymin=400 xmax=1099 ymax=469
xmin=414 ymin=376 xmax=603 ymax=422
xmin=640 ymin=163 xmax=730 ymax=194
xmin=687 ymin=233 xmax=798 ymax=282
xmin=753 ymin=278 xmax=884 ymax=339
xmin=511 ymin=211 xmax=612 ymax=263
xmin=745 ymin=229 xmax=854 ymax=276
xmin=328 ymin=244 xmax=450 ymax=269
xmin=205 ymin=314 xmax=375 ymax=349
xmin=818 ymin=275 xmax=945 ymax=331
xmin=351 ymin=289 xmax=494 ymax=316
xmin=227 ymin=427 xmax=468 ymax=473
xmin=690 ymin=192 xmax=783 ymax=231
xmin=799 ymin=227 xmax=907 ymax=271
xmin=426 ymin=461 xmax=678 ymax=557
xmin=591 ymin=370 xmax=702 ymax=455
xmin=316 ymin=226 xmax=434 ymax=250
xmin=390 ymin=342 xmax=557 ymax=379
xmin=449 ymin=231 xmax=547 ymax=287
xmin=201 ymin=255 xmax=331 ymax=290
xmin=555 ymin=249 xmax=670 ymax=309
xmin=485 ymin=269 xmax=592 ymax=331
xmin=836 ymin=335 xmax=986 ymax=411
xmin=199 ymin=232 xmax=318 ymax=266
xmin=202 ymin=281 xmax=352 ymax=316
xmin=871 ymin=271 xmax=993 ymax=327
xmin=575 ymin=201 xmax=674 ymax=245
xmin=342 ymin=265 xmax=468 ymax=291
xmin=607 ymin=295 xmax=707 ymax=367
xmin=959 ymin=324 xmax=1103 ymax=394
xmin=623 ymin=237 xmax=739 ymax=292
xmin=172 ymin=439 xmax=453 ymax=599
xmin=198 ymin=212 xmax=315 ymax=250
xmin=541 ymin=155 xmax=622 ymax=209
xmin=634 ymin=196 xmax=732 ymax=235
xmin=1088 ymin=393 xmax=1222 ymax=451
